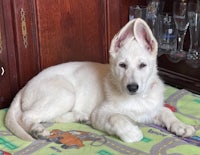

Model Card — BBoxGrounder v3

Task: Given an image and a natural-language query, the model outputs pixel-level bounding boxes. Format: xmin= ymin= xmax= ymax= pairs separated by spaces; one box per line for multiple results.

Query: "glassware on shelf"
xmin=129 ymin=5 xmax=146 ymax=21
xmin=158 ymin=13 xmax=177 ymax=54
xmin=172 ymin=1 xmax=189 ymax=59
xmin=187 ymin=2 xmax=200 ymax=60
xmin=185 ymin=1 xmax=200 ymax=68
xmin=146 ymin=0 xmax=160 ymax=39
xmin=199 ymin=0 xmax=200 ymax=55
xmin=199 ymin=0 xmax=200 ymax=57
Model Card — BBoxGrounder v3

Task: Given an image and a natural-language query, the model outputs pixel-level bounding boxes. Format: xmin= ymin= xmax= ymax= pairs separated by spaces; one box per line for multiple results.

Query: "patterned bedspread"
xmin=0 ymin=86 xmax=200 ymax=155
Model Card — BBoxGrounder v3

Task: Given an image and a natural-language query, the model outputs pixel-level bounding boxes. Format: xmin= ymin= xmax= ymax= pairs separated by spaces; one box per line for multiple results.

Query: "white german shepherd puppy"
xmin=5 ymin=18 xmax=195 ymax=142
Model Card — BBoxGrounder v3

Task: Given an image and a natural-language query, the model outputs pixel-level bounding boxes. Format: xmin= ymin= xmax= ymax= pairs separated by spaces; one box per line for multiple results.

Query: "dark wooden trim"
xmin=158 ymin=54 xmax=200 ymax=94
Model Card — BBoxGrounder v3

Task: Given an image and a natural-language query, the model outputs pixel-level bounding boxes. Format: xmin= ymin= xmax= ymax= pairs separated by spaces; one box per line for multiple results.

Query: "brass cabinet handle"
xmin=1 ymin=66 xmax=4 ymax=76
xmin=0 ymin=20 xmax=4 ymax=76
xmin=20 ymin=8 xmax=28 ymax=48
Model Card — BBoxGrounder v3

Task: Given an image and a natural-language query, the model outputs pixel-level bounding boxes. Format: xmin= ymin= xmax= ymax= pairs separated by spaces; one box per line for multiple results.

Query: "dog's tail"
xmin=5 ymin=90 xmax=34 ymax=141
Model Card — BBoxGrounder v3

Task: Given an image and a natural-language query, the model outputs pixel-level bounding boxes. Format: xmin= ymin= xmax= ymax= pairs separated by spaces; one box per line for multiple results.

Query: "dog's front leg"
xmin=154 ymin=107 xmax=195 ymax=137
xmin=106 ymin=114 xmax=143 ymax=142
xmin=92 ymin=112 xmax=143 ymax=143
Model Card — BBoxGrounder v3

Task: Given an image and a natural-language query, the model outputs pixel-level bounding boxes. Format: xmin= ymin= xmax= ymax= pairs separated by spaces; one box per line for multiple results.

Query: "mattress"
xmin=0 ymin=85 xmax=200 ymax=155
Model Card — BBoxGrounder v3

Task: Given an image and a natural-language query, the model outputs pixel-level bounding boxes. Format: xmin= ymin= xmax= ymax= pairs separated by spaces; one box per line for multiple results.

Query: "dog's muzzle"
xmin=127 ymin=83 xmax=138 ymax=94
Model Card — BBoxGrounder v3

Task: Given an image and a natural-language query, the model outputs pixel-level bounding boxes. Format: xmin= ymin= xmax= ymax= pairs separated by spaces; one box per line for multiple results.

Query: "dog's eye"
xmin=119 ymin=63 xmax=127 ymax=69
xmin=139 ymin=63 xmax=146 ymax=69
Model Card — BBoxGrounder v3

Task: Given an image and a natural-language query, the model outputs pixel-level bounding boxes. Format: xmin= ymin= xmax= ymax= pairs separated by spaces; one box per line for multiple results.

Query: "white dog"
xmin=5 ymin=18 xmax=195 ymax=142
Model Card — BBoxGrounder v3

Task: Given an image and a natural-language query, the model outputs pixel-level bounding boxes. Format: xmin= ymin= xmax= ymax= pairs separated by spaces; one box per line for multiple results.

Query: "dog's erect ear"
xmin=109 ymin=18 xmax=157 ymax=56
xmin=109 ymin=19 xmax=135 ymax=56
xmin=134 ymin=18 xmax=158 ymax=56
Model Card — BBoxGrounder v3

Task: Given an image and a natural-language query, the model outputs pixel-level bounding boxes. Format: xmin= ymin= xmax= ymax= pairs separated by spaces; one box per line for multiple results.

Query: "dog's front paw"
xmin=119 ymin=126 xmax=143 ymax=143
xmin=108 ymin=115 xmax=143 ymax=142
xmin=168 ymin=121 xmax=195 ymax=137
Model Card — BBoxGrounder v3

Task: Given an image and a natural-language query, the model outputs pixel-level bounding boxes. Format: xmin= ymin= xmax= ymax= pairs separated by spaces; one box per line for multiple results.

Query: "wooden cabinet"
xmin=35 ymin=0 xmax=108 ymax=69
xmin=158 ymin=54 xmax=200 ymax=94
xmin=0 ymin=0 xmax=199 ymax=108
xmin=11 ymin=0 xmax=40 ymax=87
xmin=0 ymin=0 xmax=109 ymax=108
xmin=0 ymin=0 xmax=19 ymax=108
xmin=12 ymin=0 xmax=108 ymax=83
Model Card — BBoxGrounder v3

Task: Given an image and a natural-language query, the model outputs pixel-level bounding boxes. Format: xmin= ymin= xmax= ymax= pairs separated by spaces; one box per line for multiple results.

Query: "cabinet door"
xmin=35 ymin=0 xmax=108 ymax=69
xmin=0 ymin=0 xmax=18 ymax=108
xmin=11 ymin=0 xmax=40 ymax=87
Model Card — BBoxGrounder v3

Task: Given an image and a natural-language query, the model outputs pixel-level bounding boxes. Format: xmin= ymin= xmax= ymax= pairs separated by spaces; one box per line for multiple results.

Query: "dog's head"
xmin=109 ymin=18 xmax=158 ymax=95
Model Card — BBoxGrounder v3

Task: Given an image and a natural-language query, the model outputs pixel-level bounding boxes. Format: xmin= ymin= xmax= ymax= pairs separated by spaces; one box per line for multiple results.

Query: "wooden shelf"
xmin=158 ymin=54 xmax=200 ymax=94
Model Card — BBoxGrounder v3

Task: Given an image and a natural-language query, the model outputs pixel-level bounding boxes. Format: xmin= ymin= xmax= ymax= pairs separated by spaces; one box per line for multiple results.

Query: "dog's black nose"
xmin=127 ymin=83 xmax=138 ymax=94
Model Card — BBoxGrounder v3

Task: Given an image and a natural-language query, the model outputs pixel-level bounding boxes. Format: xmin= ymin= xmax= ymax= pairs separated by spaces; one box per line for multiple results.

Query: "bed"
xmin=0 ymin=85 xmax=200 ymax=155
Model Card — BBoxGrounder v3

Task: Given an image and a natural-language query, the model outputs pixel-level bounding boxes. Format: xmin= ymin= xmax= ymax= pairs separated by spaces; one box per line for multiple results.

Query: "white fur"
xmin=5 ymin=18 xmax=195 ymax=142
